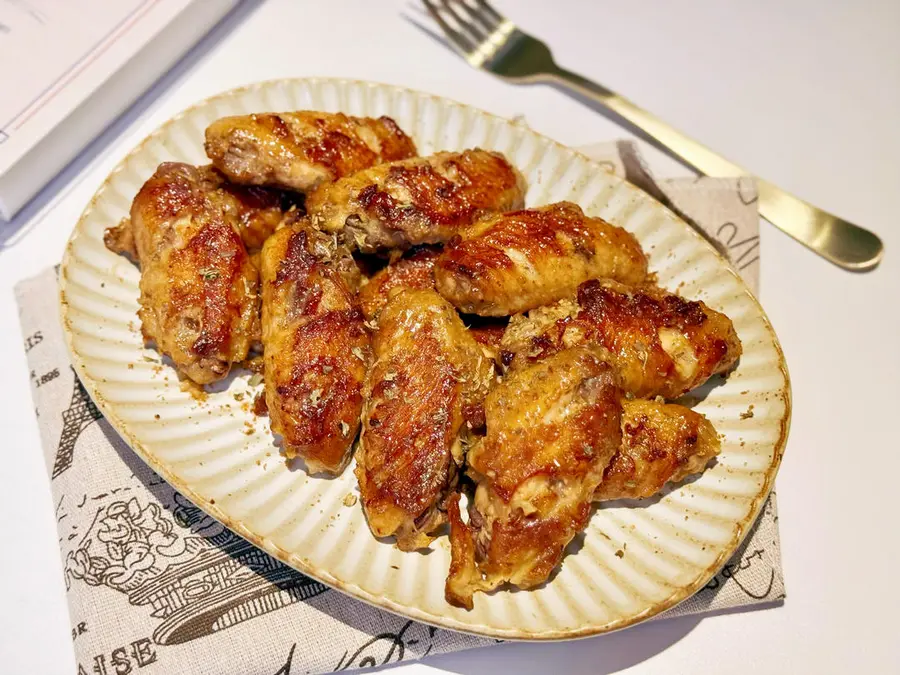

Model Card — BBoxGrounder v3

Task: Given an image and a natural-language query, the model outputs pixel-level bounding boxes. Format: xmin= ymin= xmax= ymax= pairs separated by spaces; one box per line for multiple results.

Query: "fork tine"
xmin=439 ymin=0 xmax=489 ymax=40
xmin=438 ymin=0 xmax=488 ymax=44
xmin=471 ymin=0 xmax=504 ymax=24
xmin=455 ymin=0 xmax=503 ymax=38
xmin=422 ymin=0 xmax=478 ymax=54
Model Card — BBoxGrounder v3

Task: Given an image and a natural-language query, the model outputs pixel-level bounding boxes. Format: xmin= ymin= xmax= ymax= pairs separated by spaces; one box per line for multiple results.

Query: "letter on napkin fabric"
xmin=15 ymin=142 xmax=781 ymax=675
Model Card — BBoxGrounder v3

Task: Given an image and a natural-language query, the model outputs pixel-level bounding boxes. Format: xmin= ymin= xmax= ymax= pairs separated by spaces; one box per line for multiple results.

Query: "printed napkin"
xmin=15 ymin=141 xmax=782 ymax=675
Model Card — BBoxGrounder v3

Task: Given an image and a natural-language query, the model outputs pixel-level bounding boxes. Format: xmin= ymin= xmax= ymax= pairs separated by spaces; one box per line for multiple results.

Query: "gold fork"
xmin=421 ymin=0 xmax=883 ymax=272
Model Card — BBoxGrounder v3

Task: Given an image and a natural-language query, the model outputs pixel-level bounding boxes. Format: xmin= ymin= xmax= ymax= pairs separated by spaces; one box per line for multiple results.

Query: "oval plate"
xmin=60 ymin=78 xmax=790 ymax=640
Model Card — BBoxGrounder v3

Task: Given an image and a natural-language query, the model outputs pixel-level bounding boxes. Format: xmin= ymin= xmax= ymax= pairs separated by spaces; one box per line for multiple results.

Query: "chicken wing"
xmin=105 ymin=164 xmax=296 ymax=257
xmin=205 ymin=112 xmax=416 ymax=193
xmin=357 ymin=247 xmax=505 ymax=362
xmin=122 ymin=162 xmax=259 ymax=385
xmin=434 ymin=202 xmax=648 ymax=316
xmin=260 ymin=221 xmax=368 ymax=474
xmin=356 ymin=289 xmax=494 ymax=551
xmin=357 ymin=247 xmax=441 ymax=321
xmin=596 ymin=399 xmax=721 ymax=501
xmin=501 ymin=279 xmax=742 ymax=399
xmin=306 ymin=149 xmax=526 ymax=252
xmin=445 ymin=345 xmax=623 ymax=608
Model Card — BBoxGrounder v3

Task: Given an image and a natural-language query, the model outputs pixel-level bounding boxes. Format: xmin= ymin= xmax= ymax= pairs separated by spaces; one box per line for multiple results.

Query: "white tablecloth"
xmin=1 ymin=1 xmax=897 ymax=673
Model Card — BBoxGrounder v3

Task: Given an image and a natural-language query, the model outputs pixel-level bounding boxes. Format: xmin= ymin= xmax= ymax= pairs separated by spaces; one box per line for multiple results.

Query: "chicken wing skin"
xmin=306 ymin=149 xmax=526 ymax=252
xmin=445 ymin=346 xmax=623 ymax=608
xmin=105 ymin=164 xmax=296 ymax=257
xmin=260 ymin=221 xmax=369 ymax=474
xmin=596 ymin=399 xmax=721 ymax=501
xmin=434 ymin=202 xmax=648 ymax=316
xmin=215 ymin=176 xmax=302 ymax=251
xmin=357 ymin=247 xmax=506 ymax=364
xmin=356 ymin=289 xmax=494 ymax=551
xmin=357 ymin=247 xmax=441 ymax=321
xmin=104 ymin=217 xmax=137 ymax=260
xmin=124 ymin=162 xmax=259 ymax=385
xmin=205 ymin=112 xmax=417 ymax=193
xmin=501 ymin=279 xmax=742 ymax=399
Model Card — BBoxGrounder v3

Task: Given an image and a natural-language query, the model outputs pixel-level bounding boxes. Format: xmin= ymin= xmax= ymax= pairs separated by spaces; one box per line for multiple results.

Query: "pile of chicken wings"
xmin=105 ymin=111 xmax=741 ymax=609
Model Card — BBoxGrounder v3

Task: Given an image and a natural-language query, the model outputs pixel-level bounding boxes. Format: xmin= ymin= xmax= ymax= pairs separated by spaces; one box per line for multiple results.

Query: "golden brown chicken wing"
xmin=596 ymin=399 xmax=721 ymax=501
xmin=434 ymin=202 xmax=648 ymax=316
xmin=445 ymin=345 xmax=623 ymax=608
xmin=120 ymin=162 xmax=259 ymax=385
xmin=357 ymin=247 xmax=441 ymax=321
xmin=356 ymin=289 xmax=494 ymax=551
xmin=306 ymin=149 xmax=526 ymax=252
xmin=353 ymin=242 xmax=507 ymax=352
xmin=259 ymin=221 xmax=368 ymax=474
xmin=205 ymin=112 xmax=416 ymax=193
xmin=501 ymin=279 xmax=742 ymax=399
xmin=105 ymin=165 xmax=296 ymax=257
xmin=356 ymin=247 xmax=505 ymax=362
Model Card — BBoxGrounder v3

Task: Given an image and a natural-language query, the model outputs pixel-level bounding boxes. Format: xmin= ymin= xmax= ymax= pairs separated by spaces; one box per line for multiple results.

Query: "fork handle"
xmin=549 ymin=67 xmax=884 ymax=271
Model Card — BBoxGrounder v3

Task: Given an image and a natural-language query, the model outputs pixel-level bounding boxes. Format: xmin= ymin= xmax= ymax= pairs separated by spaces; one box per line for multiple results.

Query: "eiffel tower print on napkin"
xmin=53 ymin=368 xmax=103 ymax=479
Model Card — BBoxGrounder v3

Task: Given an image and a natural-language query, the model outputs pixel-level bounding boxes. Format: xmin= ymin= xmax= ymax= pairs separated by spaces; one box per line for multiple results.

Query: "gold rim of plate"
xmin=59 ymin=78 xmax=791 ymax=640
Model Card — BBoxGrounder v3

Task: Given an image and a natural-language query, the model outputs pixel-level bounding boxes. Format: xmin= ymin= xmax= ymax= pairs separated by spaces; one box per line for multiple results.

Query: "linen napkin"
xmin=15 ymin=141 xmax=782 ymax=675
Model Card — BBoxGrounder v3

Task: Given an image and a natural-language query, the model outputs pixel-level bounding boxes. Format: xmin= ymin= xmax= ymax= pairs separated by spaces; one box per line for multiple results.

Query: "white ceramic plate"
xmin=60 ymin=78 xmax=790 ymax=640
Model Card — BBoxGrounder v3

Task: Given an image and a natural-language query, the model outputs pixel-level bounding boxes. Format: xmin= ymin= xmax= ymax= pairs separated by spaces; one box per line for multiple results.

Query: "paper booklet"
xmin=0 ymin=0 xmax=239 ymax=221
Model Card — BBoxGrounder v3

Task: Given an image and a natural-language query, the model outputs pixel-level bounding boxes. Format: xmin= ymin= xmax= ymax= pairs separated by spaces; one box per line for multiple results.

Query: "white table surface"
xmin=1 ymin=0 xmax=898 ymax=672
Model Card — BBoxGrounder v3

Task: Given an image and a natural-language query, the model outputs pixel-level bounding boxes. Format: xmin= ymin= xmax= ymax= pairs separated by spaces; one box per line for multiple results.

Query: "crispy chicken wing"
xmin=357 ymin=247 xmax=506 ymax=361
xmin=596 ymin=399 xmax=721 ymax=501
xmin=121 ymin=162 xmax=259 ymax=385
xmin=434 ymin=202 xmax=648 ymax=316
xmin=445 ymin=346 xmax=623 ymax=608
xmin=356 ymin=289 xmax=494 ymax=551
xmin=260 ymin=221 xmax=368 ymax=474
xmin=502 ymin=279 xmax=742 ymax=399
xmin=105 ymin=164 xmax=297 ymax=257
xmin=205 ymin=112 xmax=416 ymax=193
xmin=357 ymin=247 xmax=441 ymax=321
xmin=306 ymin=149 xmax=526 ymax=252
